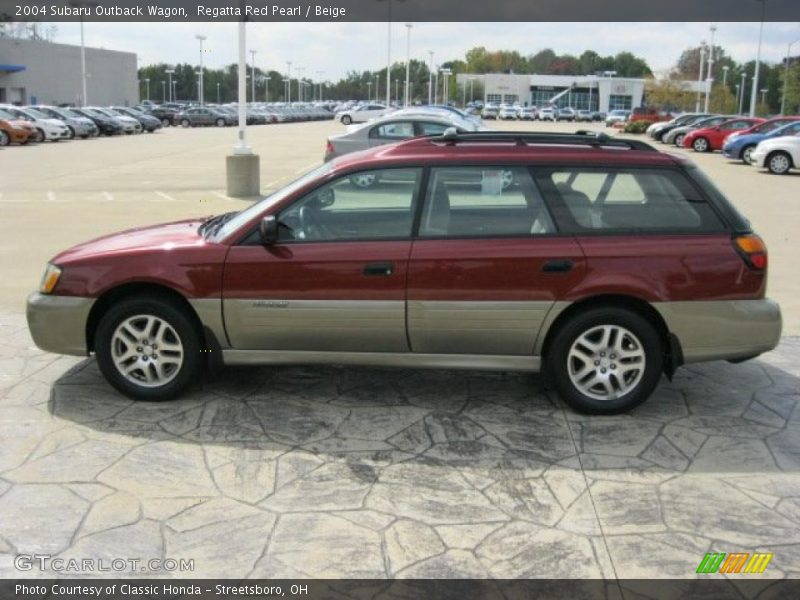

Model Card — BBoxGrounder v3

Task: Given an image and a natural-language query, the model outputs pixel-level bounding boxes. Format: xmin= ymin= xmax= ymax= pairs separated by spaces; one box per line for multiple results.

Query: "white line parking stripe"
xmin=154 ymin=191 xmax=177 ymax=202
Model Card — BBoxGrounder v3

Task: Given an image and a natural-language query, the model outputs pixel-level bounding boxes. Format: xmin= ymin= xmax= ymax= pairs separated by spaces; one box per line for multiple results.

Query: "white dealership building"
xmin=456 ymin=72 xmax=646 ymax=112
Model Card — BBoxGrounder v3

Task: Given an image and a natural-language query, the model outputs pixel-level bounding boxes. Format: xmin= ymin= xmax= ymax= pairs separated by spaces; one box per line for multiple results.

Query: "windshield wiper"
xmin=198 ymin=211 xmax=238 ymax=238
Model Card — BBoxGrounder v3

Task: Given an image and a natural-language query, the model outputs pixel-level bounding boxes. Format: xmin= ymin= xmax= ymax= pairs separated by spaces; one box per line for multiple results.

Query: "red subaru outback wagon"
xmin=27 ymin=131 xmax=781 ymax=413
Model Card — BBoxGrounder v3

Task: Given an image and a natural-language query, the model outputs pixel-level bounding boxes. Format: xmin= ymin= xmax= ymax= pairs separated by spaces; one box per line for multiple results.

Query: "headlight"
xmin=39 ymin=264 xmax=62 ymax=294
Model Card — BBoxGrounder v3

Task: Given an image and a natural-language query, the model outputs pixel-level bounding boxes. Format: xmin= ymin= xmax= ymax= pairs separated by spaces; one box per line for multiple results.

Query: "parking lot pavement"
xmin=1 ymin=310 xmax=799 ymax=579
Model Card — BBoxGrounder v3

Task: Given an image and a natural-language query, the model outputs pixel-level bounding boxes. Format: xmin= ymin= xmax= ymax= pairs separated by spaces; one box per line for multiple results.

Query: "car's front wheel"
xmin=181 ymin=119 xmax=190 ymax=128
xmin=741 ymin=145 xmax=756 ymax=164
xmin=547 ymin=307 xmax=663 ymax=414
xmin=340 ymin=115 xmax=352 ymax=125
xmin=161 ymin=118 xmax=171 ymax=127
xmin=766 ymin=151 xmax=792 ymax=175
xmin=674 ymin=133 xmax=685 ymax=147
xmin=95 ymin=296 xmax=201 ymax=401
xmin=66 ymin=126 xmax=75 ymax=140
xmin=692 ymin=137 xmax=709 ymax=152
xmin=216 ymin=118 xmax=226 ymax=127
xmin=34 ymin=128 xmax=45 ymax=143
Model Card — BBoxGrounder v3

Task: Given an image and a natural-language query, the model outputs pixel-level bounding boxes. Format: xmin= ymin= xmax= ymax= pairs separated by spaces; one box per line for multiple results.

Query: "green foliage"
xmin=623 ymin=120 xmax=653 ymax=134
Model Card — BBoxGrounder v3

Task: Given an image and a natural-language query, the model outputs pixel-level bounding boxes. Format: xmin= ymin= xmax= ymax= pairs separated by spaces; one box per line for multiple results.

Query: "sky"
xmin=40 ymin=21 xmax=800 ymax=80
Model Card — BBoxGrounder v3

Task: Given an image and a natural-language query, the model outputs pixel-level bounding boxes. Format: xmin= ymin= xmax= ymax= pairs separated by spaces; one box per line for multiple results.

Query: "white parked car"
xmin=538 ymin=107 xmax=556 ymax=121
xmin=750 ymin=134 xmax=800 ymax=175
xmin=498 ymin=105 xmax=519 ymax=120
xmin=335 ymin=104 xmax=392 ymax=125
xmin=605 ymin=109 xmax=631 ymax=126
xmin=0 ymin=105 xmax=70 ymax=142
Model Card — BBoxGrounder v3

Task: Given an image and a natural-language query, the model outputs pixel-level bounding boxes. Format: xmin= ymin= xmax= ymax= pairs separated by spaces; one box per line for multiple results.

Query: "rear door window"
xmin=537 ymin=168 xmax=725 ymax=233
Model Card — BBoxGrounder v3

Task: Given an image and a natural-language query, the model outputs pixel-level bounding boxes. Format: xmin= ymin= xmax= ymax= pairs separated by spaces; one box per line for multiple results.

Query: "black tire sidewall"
xmin=547 ymin=307 xmax=663 ymax=414
xmin=95 ymin=297 xmax=201 ymax=401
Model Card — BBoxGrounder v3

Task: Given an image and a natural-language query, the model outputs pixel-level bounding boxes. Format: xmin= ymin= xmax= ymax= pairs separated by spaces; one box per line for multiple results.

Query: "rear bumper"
xmin=26 ymin=293 xmax=95 ymax=356
xmin=653 ymin=299 xmax=782 ymax=363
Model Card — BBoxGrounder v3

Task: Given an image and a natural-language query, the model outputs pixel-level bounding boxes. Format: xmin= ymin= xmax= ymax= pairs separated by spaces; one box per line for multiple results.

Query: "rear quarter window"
xmin=537 ymin=168 xmax=726 ymax=234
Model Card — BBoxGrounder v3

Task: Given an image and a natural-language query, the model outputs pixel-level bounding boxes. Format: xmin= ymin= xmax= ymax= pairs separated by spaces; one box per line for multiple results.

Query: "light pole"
xmin=195 ymin=34 xmax=207 ymax=105
xmin=434 ymin=66 xmax=439 ymax=105
xmin=69 ymin=1 xmax=97 ymax=106
xmin=440 ymin=68 xmax=451 ymax=105
xmin=704 ymin=25 xmax=717 ymax=113
xmin=375 ymin=73 xmax=380 ymax=103
xmin=316 ymin=71 xmax=324 ymax=101
xmin=404 ymin=23 xmax=413 ymax=107
xmin=739 ymin=71 xmax=747 ymax=114
xmin=394 ymin=79 xmax=399 ymax=104
xmin=367 ymin=80 xmax=372 ymax=102
xmin=735 ymin=83 xmax=741 ymax=113
xmin=172 ymin=80 xmax=177 ymax=102
xmin=143 ymin=78 xmax=149 ymax=101
xmin=781 ymin=38 xmax=800 ymax=115
xmin=696 ymin=41 xmax=706 ymax=112
xmin=760 ymin=87 xmax=768 ymax=106
xmin=165 ymin=69 xmax=175 ymax=103
xmin=295 ymin=67 xmax=304 ymax=102
xmin=749 ymin=0 xmax=766 ymax=117
xmin=249 ymin=49 xmax=257 ymax=103
xmin=265 ymin=76 xmax=271 ymax=102
xmin=722 ymin=65 xmax=730 ymax=86
xmin=286 ymin=61 xmax=292 ymax=103
xmin=428 ymin=51 xmax=434 ymax=105
xmin=469 ymin=77 xmax=475 ymax=103
xmin=161 ymin=80 xmax=166 ymax=102
xmin=216 ymin=81 xmax=221 ymax=103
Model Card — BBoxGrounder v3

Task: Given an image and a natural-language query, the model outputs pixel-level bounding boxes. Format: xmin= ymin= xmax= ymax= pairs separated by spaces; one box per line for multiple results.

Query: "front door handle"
xmin=541 ymin=259 xmax=574 ymax=273
xmin=363 ymin=262 xmax=394 ymax=276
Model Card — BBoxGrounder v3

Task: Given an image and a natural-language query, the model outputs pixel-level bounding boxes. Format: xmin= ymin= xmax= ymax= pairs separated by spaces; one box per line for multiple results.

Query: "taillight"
xmin=325 ymin=140 xmax=334 ymax=155
xmin=734 ymin=234 xmax=767 ymax=270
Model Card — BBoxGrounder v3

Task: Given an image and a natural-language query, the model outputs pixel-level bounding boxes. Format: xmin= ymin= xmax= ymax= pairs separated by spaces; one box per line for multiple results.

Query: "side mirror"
xmin=259 ymin=215 xmax=278 ymax=245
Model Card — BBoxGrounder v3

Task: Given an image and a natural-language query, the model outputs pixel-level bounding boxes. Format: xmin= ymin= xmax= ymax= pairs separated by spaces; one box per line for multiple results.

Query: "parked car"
xmin=662 ymin=115 xmax=730 ymax=147
xmin=498 ymin=105 xmax=520 ymax=120
xmin=575 ymin=109 xmax=593 ymax=122
xmin=591 ymin=111 xmax=606 ymax=122
xmin=556 ymin=107 xmax=576 ymax=122
xmin=26 ymin=130 xmax=780 ymax=414
xmin=481 ymin=104 xmax=499 ymax=120
xmin=70 ymin=108 xmax=124 ymax=136
xmin=605 ymin=109 xmax=630 ymax=126
xmin=176 ymin=107 xmax=235 ymax=127
xmin=0 ymin=105 xmax=70 ymax=142
xmin=89 ymin=107 xmax=143 ymax=134
xmin=145 ymin=105 xmax=181 ymax=127
xmin=630 ymin=107 xmax=671 ymax=123
xmin=750 ymin=133 xmax=800 ymax=174
xmin=723 ymin=119 xmax=800 ymax=164
xmin=538 ymin=107 xmax=556 ymax=121
xmin=35 ymin=106 xmax=99 ymax=139
xmin=518 ymin=107 xmax=536 ymax=121
xmin=324 ymin=114 xmax=484 ymax=161
xmin=112 ymin=106 xmax=162 ymax=132
xmin=0 ymin=107 xmax=36 ymax=146
xmin=682 ymin=117 xmax=765 ymax=153
xmin=647 ymin=113 xmax=706 ymax=141
xmin=336 ymin=104 xmax=392 ymax=125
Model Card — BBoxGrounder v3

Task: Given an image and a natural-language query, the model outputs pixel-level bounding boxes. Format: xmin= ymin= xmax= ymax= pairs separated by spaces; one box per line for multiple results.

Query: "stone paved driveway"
xmin=1 ymin=311 xmax=799 ymax=580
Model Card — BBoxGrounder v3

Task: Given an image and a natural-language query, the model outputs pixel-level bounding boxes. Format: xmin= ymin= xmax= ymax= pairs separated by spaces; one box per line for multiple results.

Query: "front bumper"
xmin=654 ymin=298 xmax=782 ymax=364
xmin=26 ymin=293 xmax=95 ymax=356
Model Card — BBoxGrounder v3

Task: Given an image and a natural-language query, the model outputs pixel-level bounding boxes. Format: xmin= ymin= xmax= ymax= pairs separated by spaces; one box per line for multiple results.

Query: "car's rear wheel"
xmin=66 ymin=126 xmax=75 ymax=140
xmin=216 ymin=118 xmax=225 ymax=127
xmin=673 ymin=133 xmax=685 ymax=147
xmin=95 ymin=296 xmax=201 ymax=401
xmin=341 ymin=115 xmax=352 ymax=125
xmin=692 ymin=137 xmax=709 ymax=152
xmin=741 ymin=145 xmax=756 ymax=164
xmin=181 ymin=119 xmax=190 ymax=128
xmin=766 ymin=151 xmax=792 ymax=175
xmin=547 ymin=307 xmax=663 ymax=414
xmin=161 ymin=118 xmax=171 ymax=127
xmin=0 ymin=130 xmax=9 ymax=146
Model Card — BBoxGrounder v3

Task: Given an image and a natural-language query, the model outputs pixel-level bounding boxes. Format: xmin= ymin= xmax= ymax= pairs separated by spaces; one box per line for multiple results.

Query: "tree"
xmin=613 ymin=52 xmax=652 ymax=77
xmin=644 ymin=79 xmax=695 ymax=112
xmin=528 ymin=49 xmax=557 ymax=73
xmin=783 ymin=61 xmax=800 ymax=115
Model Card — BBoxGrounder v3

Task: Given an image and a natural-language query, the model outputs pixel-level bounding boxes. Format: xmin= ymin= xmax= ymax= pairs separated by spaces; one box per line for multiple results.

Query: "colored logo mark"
xmin=696 ymin=552 xmax=773 ymax=574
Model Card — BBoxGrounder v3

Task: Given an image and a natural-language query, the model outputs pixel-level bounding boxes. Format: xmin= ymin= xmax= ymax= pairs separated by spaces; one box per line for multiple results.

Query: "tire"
xmin=216 ymin=118 xmax=225 ymax=127
xmin=546 ymin=307 xmax=663 ymax=414
xmin=0 ymin=130 xmax=9 ymax=146
xmin=741 ymin=145 xmax=756 ymax=165
xmin=34 ymin=128 xmax=45 ymax=143
xmin=692 ymin=137 xmax=710 ymax=152
xmin=340 ymin=115 xmax=352 ymax=125
xmin=181 ymin=119 xmax=190 ymax=128
xmin=673 ymin=133 xmax=685 ymax=147
xmin=161 ymin=118 xmax=171 ymax=127
xmin=66 ymin=126 xmax=75 ymax=140
xmin=766 ymin=151 xmax=792 ymax=175
xmin=94 ymin=296 xmax=201 ymax=401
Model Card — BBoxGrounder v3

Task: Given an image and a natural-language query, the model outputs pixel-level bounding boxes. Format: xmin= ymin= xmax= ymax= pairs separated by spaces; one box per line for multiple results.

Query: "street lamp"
xmin=161 ymin=80 xmax=166 ymax=102
xmin=749 ymin=0 xmax=766 ymax=117
xmin=735 ymin=83 xmax=741 ymax=112
xmin=428 ymin=51 xmax=434 ymax=105
xmin=286 ymin=61 xmax=292 ymax=103
xmin=316 ymin=70 xmax=324 ymax=101
xmin=760 ymin=87 xmax=768 ymax=106
xmin=394 ymin=79 xmax=399 ymax=105
xmin=404 ymin=23 xmax=413 ymax=107
xmin=295 ymin=67 xmax=305 ymax=102
xmin=216 ymin=81 xmax=221 ymax=103
xmin=172 ymin=80 xmax=177 ymax=102
xmin=144 ymin=78 xmax=150 ymax=101
xmin=704 ymin=25 xmax=717 ymax=113
xmin=440 ymin=68 xmax=452 ymax=105
xmin=739 ymin=71 xmax=747 ymax=114
xmin=695 ymin=42 xmax=706 ymax=112
xmin=249 ymin=49 xmax=257 ymax=103
xmin=367 ymin=80 xmax=372 ymax=102
xmin=195 ymin=34 xmax=207 ymax=105
xmin=265 ymin=76 xmax=271 ymax=102
xmin=722 ymin=65 xmax=730 ymax=86
xmin=375 ymin=73 xmax=380 ymax=103
xmin=69 ymin=1 xmax=98 ymax=106
xmin=781 ymin=38 xmax=800 ymax=115
xmin=469 ymin=76 xmax=475 ymax=103
xmin=165 ymin=69 xmax=175 ymax=103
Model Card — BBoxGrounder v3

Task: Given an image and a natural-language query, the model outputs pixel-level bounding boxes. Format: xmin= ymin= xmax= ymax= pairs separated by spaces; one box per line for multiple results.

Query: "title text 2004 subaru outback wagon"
xmin=27 ymin=130 xmax=782 ymax=413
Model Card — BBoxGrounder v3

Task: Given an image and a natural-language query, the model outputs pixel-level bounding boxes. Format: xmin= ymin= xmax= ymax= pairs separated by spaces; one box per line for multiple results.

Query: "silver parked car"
xmin=35 ymin=106 xmax=99 ymax=139
xmin=324 ymin=114 xmax=485 ymax=161
xmin=89 ymin=107 xmax=143 ymax=134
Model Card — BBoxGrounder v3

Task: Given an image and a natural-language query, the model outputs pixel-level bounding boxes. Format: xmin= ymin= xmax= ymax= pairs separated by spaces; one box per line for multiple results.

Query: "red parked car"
xmin=682 ymin=117 xmax=765 ymax=152
xmin=27 ymin=130 xmax=782 ymax=414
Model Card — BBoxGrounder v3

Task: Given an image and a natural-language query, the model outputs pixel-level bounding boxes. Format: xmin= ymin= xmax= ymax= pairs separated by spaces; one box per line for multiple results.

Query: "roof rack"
xmin=434 ymin=127 xmax=656 ymax=151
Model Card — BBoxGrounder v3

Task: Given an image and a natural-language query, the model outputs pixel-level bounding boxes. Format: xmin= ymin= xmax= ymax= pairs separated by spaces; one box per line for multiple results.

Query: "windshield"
xmin=211 ymin=162 xmax=333 ymax=242
xmin=0 ymin=108 xmax=14 ymax=119
xmin=80 ymin=108 xmax=101 ymax=117
xmin=23 ymin=108 xmax=48 ymax=119
xmin=104 ymin=109 xmax=123 ymax=117
xmin=760 ymin=120 xmax=792 ymax=134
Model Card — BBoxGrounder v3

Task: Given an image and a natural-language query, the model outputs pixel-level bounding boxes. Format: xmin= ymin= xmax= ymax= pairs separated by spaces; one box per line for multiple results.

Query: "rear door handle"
xmin=541 ymin=259 xmax=574 ymax=273
xmin=363 ymin=262 xmax=394 ymax=276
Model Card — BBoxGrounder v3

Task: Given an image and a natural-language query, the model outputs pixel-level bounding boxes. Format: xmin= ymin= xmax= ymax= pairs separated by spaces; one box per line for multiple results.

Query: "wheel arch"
xmin=538 ymin=294 xmax=682 ymax=379
xmin=85 ymin=282 xmax=215 ymax=357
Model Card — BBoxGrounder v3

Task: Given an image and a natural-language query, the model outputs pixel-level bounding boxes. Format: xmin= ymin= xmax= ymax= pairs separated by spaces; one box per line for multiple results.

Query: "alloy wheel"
xmin=111 ymin=314 xmax=184 ymax=388
xmin=768 ymin=152 xmax=791 ymax=175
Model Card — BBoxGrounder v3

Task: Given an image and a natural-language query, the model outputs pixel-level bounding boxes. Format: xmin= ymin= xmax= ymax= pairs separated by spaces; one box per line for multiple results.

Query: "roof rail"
xmin=435 ymin=127 xmax=656 ymax=151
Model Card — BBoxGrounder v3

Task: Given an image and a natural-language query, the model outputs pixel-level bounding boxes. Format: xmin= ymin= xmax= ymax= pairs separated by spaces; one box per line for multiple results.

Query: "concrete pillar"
xmin=226 ymin=154 xmax=260 ymax=198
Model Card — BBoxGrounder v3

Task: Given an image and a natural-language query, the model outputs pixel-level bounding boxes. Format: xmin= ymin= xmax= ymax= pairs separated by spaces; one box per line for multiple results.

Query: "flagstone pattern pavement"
xmin=1 ymin=311 xmax=799 ymax=580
